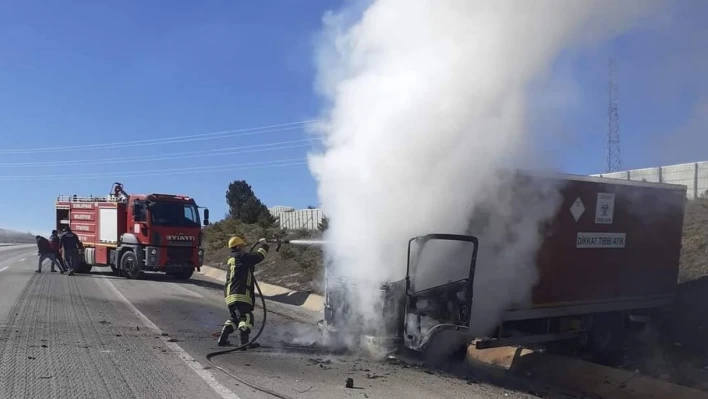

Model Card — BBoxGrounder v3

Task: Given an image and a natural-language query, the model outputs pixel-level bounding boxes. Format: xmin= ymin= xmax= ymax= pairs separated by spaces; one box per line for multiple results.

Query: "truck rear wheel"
xmin=173 ymin=267 xmax=194 ymax=280
xmin=120 ymin=251 xmax=141 ymax=280
xmin=589 ymin=312 xmax=626 ymax=367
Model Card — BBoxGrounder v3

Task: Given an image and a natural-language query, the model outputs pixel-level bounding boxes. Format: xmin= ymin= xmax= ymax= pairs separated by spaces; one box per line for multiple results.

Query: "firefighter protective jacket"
xmin=224 ymin=243 xmax=269 ymax=306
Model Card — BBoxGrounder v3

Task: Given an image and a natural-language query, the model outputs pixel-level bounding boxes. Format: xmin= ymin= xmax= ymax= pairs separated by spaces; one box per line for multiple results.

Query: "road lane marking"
xmin=171 ymin=283 xmax=205 ymax=299
xmin=0 ymin=251 xmax=35 ymax=268
xmin=0 ymin=267 xmax=8 ymax=273
xmin=100 ymin=277 xmax=241 ymax=399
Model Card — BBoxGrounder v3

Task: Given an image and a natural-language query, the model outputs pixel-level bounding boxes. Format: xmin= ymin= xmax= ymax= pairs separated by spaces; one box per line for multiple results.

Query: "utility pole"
xmin=606 ymin=56 xmax=621 ymax=173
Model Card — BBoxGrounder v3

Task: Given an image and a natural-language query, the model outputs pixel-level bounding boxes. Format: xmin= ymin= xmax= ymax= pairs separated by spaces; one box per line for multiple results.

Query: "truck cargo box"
xmin=503 ymin=173 xmax=687 ymax=320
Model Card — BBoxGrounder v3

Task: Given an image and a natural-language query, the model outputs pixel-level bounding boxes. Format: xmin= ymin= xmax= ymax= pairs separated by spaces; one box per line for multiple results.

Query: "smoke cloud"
xmin=308 ymin=0 xmax=662 ymax=344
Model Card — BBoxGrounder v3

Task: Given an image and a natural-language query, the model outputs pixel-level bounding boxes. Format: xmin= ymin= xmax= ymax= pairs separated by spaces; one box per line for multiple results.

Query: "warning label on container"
xmin=577 ymin=232 xmax=626 ymax=248
xmin=569 ymin=197 xmax=585 ymax=222
xmin=595 ymin=193 xmax=615 ymax=224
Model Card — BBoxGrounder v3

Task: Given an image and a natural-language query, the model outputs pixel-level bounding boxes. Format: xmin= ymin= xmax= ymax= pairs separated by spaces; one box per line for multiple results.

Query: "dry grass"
xmin=202 ymin=218 xmax=325 ymax=294
xmin=678 ymin=199 xmax=708 ymax=283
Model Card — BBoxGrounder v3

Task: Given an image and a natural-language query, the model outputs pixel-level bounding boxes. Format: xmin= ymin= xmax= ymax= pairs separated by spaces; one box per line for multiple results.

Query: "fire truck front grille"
xmin=167 ymin=246 xmax=194 ymax=263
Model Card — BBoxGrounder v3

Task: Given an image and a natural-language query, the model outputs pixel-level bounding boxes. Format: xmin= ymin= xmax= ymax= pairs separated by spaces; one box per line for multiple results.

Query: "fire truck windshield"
xmin=149 ymin=201 xmax=201 ymax=227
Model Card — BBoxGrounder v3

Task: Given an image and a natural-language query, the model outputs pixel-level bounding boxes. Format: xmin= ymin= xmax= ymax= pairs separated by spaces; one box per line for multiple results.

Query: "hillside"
xmin=0 ymin=228 xmax=35 ymax=244
xmin=202 ymin=217 xmax=325 ymax=294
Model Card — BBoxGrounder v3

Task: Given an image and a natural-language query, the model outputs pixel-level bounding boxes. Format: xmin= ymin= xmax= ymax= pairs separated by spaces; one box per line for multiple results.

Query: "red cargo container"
xmin=505 ymin=174 xmax=686 ymax=319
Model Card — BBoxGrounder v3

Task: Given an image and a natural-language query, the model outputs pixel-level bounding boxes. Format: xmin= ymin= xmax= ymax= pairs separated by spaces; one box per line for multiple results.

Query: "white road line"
xmin=171 ymin=283 xmax=205 ymax=299
xmin=100 ymin=278 xmax=241 ymax=399
xmin=0 ymin=251 xmax=35 ymax=267
xmin=0 ymin=267 xmax=8 ymax=273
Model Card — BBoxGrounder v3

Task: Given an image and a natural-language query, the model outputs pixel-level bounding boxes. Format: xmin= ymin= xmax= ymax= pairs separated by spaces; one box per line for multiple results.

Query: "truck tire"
xmin=422 ymin=330 xmax=469 ymax=371
xmin=78 ymin=262 xmax=92 ymax=274
xmin=120 ymin=251 xmax=142 ymax=280
xmin=589 ymin=312 xmax=626 ymax=367
xmin=173 ymin=267 xmax=194 ymax=280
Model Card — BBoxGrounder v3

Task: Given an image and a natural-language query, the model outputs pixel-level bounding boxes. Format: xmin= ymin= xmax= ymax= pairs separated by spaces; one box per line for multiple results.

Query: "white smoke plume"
xmin=308 ymin=0 xmax=662 ymax=342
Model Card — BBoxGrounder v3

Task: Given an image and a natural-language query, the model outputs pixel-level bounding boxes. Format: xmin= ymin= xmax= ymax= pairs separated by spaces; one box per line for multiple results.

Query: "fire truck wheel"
xmin=173 ymin=268 xmax=194 ymax=280
xmin=78 ymin=262 xmax=92 ymax=274
xmin=120 ymin=251 xmax=142 ymax=280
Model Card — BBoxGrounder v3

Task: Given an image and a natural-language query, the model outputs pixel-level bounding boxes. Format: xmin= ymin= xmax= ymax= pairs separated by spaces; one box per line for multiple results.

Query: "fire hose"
xmin=204 ymin=238 xmax=301 ymax=399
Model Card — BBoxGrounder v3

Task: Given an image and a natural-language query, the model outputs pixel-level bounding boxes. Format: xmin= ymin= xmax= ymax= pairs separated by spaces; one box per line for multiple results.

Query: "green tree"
xmin=226 ymin=180 xmax=255 ymax=220
xmin=257 ymin=208 xmax=277 ymax=228
xmin=240 ymin=196 xmax=264 ymax=224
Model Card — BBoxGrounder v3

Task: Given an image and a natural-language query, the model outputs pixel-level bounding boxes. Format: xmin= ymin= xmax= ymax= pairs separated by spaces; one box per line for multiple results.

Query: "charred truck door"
xmin=403 ymin=234 xmax=479 ymax=353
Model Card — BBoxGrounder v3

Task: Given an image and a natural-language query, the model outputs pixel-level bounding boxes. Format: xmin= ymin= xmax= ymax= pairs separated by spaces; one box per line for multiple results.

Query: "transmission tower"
xmin=606 ymin=57 xmax=621 ymax=173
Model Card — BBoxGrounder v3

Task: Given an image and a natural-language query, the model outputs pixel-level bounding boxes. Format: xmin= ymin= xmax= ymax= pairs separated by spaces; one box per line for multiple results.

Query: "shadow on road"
xmin=84 ymin=269 xmax=314 ymax=309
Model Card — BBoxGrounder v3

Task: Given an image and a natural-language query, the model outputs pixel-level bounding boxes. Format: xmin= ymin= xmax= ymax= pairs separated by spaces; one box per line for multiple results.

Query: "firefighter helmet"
xmin=228 ymin=236 xmax=246 ymax=248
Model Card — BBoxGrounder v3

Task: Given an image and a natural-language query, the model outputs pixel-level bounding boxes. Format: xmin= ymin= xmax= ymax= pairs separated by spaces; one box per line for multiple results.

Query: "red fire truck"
xmin=55 ymin=182 xmax=210 ymax=280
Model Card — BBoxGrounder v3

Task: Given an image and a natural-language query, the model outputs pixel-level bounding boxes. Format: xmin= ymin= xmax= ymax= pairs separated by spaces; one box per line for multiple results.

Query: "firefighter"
xmin=49 ymin=229 xmax=67 ymax=273
xmin=35 ymin=235 xmax=62 ymax=273
xmin=59 ymin=227 xmax=83 ymax=276
xmin=217 ymin=236 xmax=269 ymax=348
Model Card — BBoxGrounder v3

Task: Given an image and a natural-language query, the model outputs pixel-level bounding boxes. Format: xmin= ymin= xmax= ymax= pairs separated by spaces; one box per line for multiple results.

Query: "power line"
xmin=0 ymin=139 xmax=317 ymax=168
xmin=0 ymin=120 xmax=318 ymax=154
xmin=0 ymin=158 xmax=309 ymax=181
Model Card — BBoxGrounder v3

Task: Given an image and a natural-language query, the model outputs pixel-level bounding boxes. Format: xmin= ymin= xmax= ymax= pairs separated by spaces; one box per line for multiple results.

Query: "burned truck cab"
xmin=318 ymin=234 xmax=479 ymax=358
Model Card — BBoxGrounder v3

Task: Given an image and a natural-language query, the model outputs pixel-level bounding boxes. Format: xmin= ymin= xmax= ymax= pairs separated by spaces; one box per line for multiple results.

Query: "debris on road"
xmin=345 ymin=378 xmax=354 ymax=388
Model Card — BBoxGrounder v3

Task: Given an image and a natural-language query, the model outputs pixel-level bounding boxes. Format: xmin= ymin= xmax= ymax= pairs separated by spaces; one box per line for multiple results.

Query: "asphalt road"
xmin=0 ymin=246 xmax=555 ymax=399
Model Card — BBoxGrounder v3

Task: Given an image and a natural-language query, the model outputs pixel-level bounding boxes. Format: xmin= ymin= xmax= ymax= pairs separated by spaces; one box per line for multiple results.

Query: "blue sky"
xmin=0 ymin=0 xmax=706 ymax=234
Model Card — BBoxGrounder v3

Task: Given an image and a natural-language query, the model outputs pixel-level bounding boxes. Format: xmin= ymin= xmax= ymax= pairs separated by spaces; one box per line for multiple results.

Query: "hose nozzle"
xmin=265 ymin=238 xmax=288 ymax=252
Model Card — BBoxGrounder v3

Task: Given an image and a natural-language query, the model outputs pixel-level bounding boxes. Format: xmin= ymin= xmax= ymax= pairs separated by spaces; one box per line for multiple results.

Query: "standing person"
xmin=59 ymin=227 xmax=83 ymax=276
xmin=217 ymin=236 xmax=269 ymax=348
xmin=49 ymin=230 xmax=67 ymax=273
xmin=35 ymin=235 xmax=61 ymax=273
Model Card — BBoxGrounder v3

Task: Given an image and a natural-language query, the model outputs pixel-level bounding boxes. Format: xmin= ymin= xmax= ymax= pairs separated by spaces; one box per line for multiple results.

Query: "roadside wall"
xmin=592 ymin=161 xmax=708 ymax=199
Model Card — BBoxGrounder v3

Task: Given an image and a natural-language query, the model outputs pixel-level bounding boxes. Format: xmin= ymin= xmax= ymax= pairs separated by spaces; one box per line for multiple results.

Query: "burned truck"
xmin=318 ymin=172 xmax=687 ymax=365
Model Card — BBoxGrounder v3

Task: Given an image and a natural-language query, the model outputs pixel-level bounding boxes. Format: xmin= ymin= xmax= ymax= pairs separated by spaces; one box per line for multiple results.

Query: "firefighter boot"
xmin=217 ymin=321 xmax=235 ymax=347
xmin=238 ymin=330 xmax=260 ymax=350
